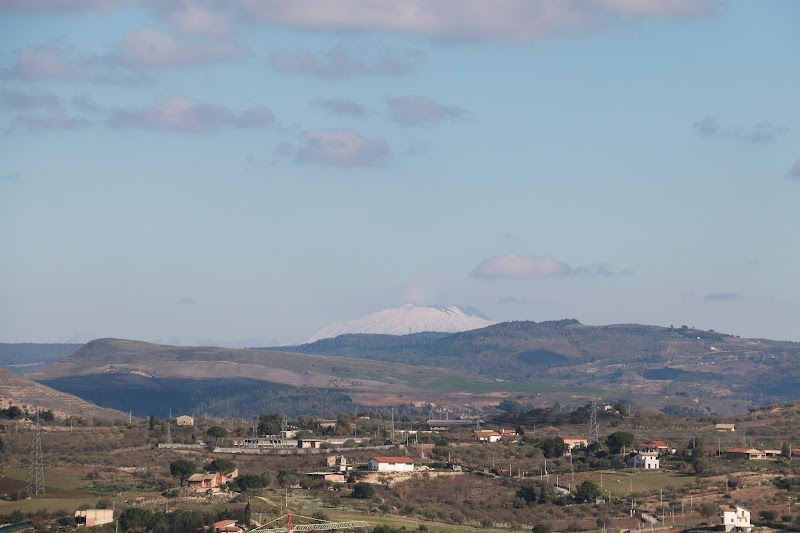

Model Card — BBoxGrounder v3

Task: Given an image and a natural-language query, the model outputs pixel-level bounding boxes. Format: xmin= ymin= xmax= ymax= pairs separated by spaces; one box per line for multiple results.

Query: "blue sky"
xmin=1 ymin=0 xmax=798 ymax=346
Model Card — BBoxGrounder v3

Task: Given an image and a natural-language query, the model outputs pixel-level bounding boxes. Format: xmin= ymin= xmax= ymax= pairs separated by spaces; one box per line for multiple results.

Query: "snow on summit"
xmin=290 ymin=304 xmax=497 ymax=345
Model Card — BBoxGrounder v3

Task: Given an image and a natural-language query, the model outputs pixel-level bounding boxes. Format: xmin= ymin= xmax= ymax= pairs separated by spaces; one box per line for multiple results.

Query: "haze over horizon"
xmin=1 ymin=1 xmax=798 ymax=346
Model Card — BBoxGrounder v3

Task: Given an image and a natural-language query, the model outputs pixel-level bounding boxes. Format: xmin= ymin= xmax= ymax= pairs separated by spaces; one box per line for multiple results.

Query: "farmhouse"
xmin=187 ymin=469 xmax=239 ymax=489
xmin=719 ymin=504 xmax=751 ymax=532
xmin=627 ymin=452 xmax=660 ymax=469
xmin=474 ymin=430 xmax=502 ymax=443
xmin=727 ymin=448 xmax=766 ymax=460
xmin=75 ymin=509 xmax=114 ymax=527
xmin=716 ymin=423 xmax=736 ymax=432
xmin=368 ymin=456 xmax=415 ymax=472
xmin=558 ymin=436 xmax=588 ymax=452
xmin=176 ymin=415 xmax=194 ymax=426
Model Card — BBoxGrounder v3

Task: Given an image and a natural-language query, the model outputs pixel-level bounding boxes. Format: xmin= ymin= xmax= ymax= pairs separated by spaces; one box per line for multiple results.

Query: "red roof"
xmin=370 ymin=456 xmax=414 ymax=463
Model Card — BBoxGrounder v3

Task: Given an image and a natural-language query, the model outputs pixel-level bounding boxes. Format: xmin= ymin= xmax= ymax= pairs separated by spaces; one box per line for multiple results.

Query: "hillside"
xmin=25 ymin=338 xmax=596 ymax=418
xmin=0 ymin=366 xmax=127 ymax=420
xmin=266 ymin=320 xmax=800 ymax=414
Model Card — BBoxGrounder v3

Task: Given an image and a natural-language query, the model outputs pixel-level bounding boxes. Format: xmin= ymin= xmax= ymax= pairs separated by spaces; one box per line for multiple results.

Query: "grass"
xmin=577 ymin=470 xmax=697 ymax=499
xmin=365 ymin=373 xmax=608 ymax=395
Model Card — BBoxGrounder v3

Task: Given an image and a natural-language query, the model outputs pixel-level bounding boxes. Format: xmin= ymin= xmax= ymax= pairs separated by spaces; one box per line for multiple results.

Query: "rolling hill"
xmin=0 ymin=366 xmax=128 ymax=420
xmin=26 ymin=338 xmax=598 ymax=418
xmin=265 ymin=320 xmax=800 ymax=414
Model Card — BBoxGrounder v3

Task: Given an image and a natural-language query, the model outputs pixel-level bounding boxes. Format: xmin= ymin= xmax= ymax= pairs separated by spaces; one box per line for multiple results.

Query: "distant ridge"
xmin=288 ymin=303 xmax=497 ymax=345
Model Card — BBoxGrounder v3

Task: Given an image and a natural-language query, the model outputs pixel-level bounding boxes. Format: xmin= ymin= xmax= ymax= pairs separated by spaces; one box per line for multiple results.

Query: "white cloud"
xmin=167 ymin=2 xmax=234 ymax=36
xmin=107 ymin=96 xmax=273 ymax=132
xmin=296 ymin=128 xmax=388 ymax=166
xmin=233 ymin=0 xmax=715 ymax=42
xmin=271 ymin=44 xmax=418 ymax=78
xmin=9 ymin=44 xmax=76 ymax=80
xmin=473 ymin=253 xmax=570 ymax=278
xmin=387 ymin=95 xmax=467 ymax=125
xmin=118 ymin=27 xmax=238 ymax=66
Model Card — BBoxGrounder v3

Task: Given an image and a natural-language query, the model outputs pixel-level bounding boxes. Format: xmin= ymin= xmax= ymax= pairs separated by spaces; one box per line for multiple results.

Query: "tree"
xmin=170 ymin=459 xmax=196 ymax=487
xmin=698 ymin=502 xmax=717 ymax=523
xmin=205 ymin=459 xmax=236 ymax=474
xmin=351 ymin=482 xmax=375 ymax=499
xmin=149 ymin=415 xmax=155 ymax=430
xmin=574 ymin=480 xmax=602 ymax=503
xmin=781 ymin=442 xmax=791 ymax=458
xmin=605 ymin=431 xmax=635 ymax=454
xmin=532 ymin=525 xmax=552 ymax=533
xmin=120 ymin=507 xmax=155 ymax=532
xmin=206 ymin=426 xmax=227 ymax=446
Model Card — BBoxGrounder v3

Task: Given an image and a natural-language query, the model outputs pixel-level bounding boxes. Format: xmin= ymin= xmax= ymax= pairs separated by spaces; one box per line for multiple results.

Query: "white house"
xmin=176 ymin=415 xmax=194 ymax=426
xmin=474 ymin=430 xmax=502 ymax=443
xmin=75 ymin=509 xmax=114 ymax=527
xmin=719 ymin=504 xmax=751 ymax=532
xmin=367 ymin=457 xmax=415 ymax=472
xmin=627 ymin=452 xmax=660 ymax=469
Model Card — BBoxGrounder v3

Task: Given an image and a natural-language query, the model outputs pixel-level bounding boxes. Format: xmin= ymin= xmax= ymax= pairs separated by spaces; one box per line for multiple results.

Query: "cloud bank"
xmin=296 ymin=128 xmax=388 ymax=166
xmin=234 ymin=0 xmax=715 ymax=42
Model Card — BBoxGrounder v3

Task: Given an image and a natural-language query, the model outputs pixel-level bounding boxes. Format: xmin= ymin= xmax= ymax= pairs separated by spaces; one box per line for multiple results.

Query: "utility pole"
xmin=588 ymin=399 xmax=600 ymax=444
xmin=27 ymin=407 xmax=45 ymax=495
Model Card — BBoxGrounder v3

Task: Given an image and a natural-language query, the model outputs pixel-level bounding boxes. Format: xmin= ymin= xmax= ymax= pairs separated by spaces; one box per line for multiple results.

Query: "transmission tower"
xmin=588 ymin=399 xmax=600 ymax=444
xmin=27 ymin=408 xmax=45 ymax=495
xmin=166 ymin=420 xmax=172 ymax=445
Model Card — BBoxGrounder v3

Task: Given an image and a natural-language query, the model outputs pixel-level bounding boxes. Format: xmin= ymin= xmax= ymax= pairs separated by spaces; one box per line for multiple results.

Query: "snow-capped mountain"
xmin=289 ymin=304 xmax=497 ymax=345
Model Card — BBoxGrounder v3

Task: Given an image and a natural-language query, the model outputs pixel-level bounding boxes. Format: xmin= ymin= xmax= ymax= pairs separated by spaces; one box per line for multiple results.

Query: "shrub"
xmin=351 ymin=482 xmax=375 ymax=499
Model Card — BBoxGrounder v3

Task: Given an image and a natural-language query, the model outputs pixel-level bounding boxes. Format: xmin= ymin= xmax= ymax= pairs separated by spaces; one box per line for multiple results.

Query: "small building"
xmin=368 ymin=456 xmax=415 ymax=472
xmin=627 ymin=452 xmax=660 ymax=469
xmin=558 ymin=436 xmax=588 ymax=452
xmin=719 ymin=504 xmax=751 ymax=532
xmin=763 ymin=449 xmax=782 ymax=458
xmin=75 ymin=509 xmax=114 ymax=527
xmin=176 ymin=415 xmax=194 ymax=426
xmin=792 ymin=448 xmax=800 ymax=460
xmin=188 ymin=469 xmax=238 ymax=489
xmin=210 ymin=519 xmax=243 ymax=533
xmin=716 ymin=423 xmax=736 ymax=432
xmin=726 ymin=448 xmax=766 ymax=460
xmin=474 ymin=430 xmax=502 ymax=443
xmin=297 ymin=438 xmax=323 ymax=449
xmin=639 ymin=440 xmax=671 ymax=454
xmin=325 ymin=455 xmax=349 ymax=471
xmin=306 ymin=472 xmax=347 ymax=483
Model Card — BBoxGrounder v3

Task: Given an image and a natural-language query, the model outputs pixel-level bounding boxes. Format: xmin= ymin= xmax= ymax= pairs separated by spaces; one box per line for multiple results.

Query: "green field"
xmin=367 ymin=373 xmax=607 ymax=395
